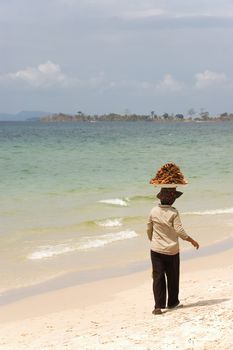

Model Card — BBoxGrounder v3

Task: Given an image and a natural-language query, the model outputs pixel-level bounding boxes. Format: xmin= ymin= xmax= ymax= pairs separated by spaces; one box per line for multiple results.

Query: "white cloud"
xmin=107 ymin=79 xmax=150 ymax=90
xmin=84 ymin=72 xmax=106 ymax=88
xmin=156 ymin=74 xmax=184 ymax=92
xmin=72 ymin=71 xmax=108 ymax=90
xmin=101 ymin=75 xmax=185 ymax=95
xmin=8 ymin=61 xmax=69 ymax=88
xmin=1 ymin=62 xmax=109 ymax=91
xmin=1 ymin=60 xmax=231 ymax=100
xmin=195 ymin=70 xmax=227 ymax=89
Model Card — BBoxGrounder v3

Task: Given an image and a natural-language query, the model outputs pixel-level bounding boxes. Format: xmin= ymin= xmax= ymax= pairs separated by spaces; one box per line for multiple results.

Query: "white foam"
xmin=28 ymin=230 xmax=137 ymax=260
xmin=96 ymin=218 xmax=123 ymax=227
xmin=79 ymin=230 xmax=137 ymax=250
xmin=99 ymin=198 xmax=129 ymax=206
xmin=28 ymin=244 xmax=75 ymax=260
xmin=183 ymin=207 xmax=233 ymax=216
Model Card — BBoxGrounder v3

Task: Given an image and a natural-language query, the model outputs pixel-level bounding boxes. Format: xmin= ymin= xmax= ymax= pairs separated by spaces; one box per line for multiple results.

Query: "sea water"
xmin=0 ymin=121 xmax=233 ymax=291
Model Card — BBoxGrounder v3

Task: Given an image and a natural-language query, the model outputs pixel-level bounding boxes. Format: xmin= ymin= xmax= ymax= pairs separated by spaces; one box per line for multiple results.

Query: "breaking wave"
xmin=28 ymin=229 xmax=137 ymax=260
xmin=95 ymin=218 xmax=123 ymax=227
xmin=28 ymin=244 xmax=75 ymax=260
xmin=98 ymin=198 xmax=129 ymax=206
xmin=183 ymin=207 xmax=233 ymax=216
xmin=79 ymin=230 xmax=137 ymax=249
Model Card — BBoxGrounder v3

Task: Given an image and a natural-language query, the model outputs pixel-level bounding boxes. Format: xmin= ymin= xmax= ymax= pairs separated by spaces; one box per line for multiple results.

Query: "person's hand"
xmin=186 ymin=236 xmax=199 ymax=249
xmin=191 ymin=239 xmax=199 ymax=250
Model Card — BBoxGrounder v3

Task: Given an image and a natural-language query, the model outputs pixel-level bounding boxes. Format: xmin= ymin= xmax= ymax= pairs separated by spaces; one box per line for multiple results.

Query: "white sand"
xmin=0 ymin=248 xmax=233 ymax=350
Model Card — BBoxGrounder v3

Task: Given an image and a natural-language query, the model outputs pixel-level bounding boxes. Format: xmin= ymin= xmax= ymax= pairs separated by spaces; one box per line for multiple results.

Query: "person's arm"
xmin=147 ymin=214 xmax=153 ymax=241
xmin=173 ymin=212 xmax=189 ymax=240
xmin=173 ymin=212 xmax=199 ymax=249
xmin=185 ymin=236 xmax=199 ymax=249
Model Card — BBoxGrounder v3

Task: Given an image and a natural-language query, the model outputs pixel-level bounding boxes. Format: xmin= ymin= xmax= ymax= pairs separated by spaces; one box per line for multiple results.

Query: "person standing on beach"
xmin=147 ymin=188 xmax=199 ymax=315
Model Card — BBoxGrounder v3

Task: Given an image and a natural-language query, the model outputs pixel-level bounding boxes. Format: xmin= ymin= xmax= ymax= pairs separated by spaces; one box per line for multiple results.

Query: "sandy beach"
xmin=0 ymin=245 xmax=232 ymax=350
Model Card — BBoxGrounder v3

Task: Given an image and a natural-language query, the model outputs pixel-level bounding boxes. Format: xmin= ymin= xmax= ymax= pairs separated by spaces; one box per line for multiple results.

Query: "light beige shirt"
xmin=147 ymin=204 xmax=189 ymax=255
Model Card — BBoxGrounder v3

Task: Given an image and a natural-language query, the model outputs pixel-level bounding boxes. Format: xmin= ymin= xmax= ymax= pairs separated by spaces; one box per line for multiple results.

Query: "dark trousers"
xmin=150 ymin=250 xmax=180 ymax=308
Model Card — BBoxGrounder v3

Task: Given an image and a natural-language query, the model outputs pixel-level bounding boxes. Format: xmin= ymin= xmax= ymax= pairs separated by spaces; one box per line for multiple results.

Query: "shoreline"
xmin=0 ymin=236 xmax=233 ymax=309
xmin=0 ymin=248 xmax=232 ymax=349
xmin=0 ymin=237 xmax=233 ymax=322
xmin=0 ymin=235 xmax=233 ymax=310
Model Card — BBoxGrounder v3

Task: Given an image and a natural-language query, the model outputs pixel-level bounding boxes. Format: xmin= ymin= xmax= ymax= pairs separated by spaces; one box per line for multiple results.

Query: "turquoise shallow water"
xmin=0 ymin=121 xmax=233 ymax=290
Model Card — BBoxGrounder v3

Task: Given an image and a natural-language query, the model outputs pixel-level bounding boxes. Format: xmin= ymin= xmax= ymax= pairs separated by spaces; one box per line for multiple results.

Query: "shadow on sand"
xmin=182 ymin=298 xmax=230 ymax=308
xmin=161 ymin=298 xmax=230 ymax=314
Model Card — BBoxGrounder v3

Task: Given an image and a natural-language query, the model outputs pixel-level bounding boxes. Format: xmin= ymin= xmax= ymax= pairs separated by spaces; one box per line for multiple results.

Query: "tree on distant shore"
xmin=220 ymin=112 xmax=228 ymax=117
xmin=40 ymin=110 xmax=233 ymax=122
xmin=200 ymin=111 xmax=210 ymax=120
xmin=150 ymin=111 xmax=158 ymax=119
xmin=187 ymin=108 xmax=196 ymax=118
xmin=162 ymin=113 xmax=169 ymax=120
xmin=175 ymin=114 xmax=184 ymax=120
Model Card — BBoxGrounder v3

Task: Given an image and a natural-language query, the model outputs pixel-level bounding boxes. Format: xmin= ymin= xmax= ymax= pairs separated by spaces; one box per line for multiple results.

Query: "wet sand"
xmin=0 ymin=243 xmax=232 ymax=349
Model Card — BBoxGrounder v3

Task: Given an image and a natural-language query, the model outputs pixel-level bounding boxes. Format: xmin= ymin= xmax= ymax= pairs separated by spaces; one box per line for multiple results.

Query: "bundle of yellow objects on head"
xmin=150 ymin=163 xmax=188 ymax=185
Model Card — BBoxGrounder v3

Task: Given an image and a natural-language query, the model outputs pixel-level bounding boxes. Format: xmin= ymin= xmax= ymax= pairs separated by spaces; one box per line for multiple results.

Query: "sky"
xmin=1 ymin=0 xmax=233 ymax=115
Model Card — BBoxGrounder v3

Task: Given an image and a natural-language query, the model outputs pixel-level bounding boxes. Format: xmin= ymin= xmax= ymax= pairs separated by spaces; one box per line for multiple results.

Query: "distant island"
xmin=40 ymin=111 xmax=233 ymax=122
xmin=1 ymin=110 xmax=233 ymax=122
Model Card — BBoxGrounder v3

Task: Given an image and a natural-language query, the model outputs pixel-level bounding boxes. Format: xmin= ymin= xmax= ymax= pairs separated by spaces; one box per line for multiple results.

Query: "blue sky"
xmin=1 ymin=0 xmax=233 ymax=115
